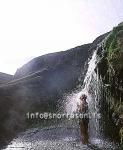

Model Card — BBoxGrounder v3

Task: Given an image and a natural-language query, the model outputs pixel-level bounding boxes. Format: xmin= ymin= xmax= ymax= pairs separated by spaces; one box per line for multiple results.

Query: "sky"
xmin=0 ymin=0 xmax=123 ymax=75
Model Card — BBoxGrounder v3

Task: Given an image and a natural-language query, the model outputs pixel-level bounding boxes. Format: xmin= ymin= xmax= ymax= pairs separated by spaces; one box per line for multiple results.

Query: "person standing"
xmin=77 ymin=94 xmax=89 ymax=144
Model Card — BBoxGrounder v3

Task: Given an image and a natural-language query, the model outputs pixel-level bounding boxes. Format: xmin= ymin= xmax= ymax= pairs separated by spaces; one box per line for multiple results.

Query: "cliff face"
xmin=97 ymin=22 xmax=123 ymax=140
xmin=0 ymin=33 xmax=107 ymax=137
xmin=3 ymin=44 xmax=92 ymax=111
xmin=14 ymin=45 xmax=89 ymax=79
xmin=0 ymin=73 xmax=13 ymax=84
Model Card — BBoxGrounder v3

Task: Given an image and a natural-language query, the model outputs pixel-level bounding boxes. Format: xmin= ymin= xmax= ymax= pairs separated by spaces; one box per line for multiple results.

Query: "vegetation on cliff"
xmin=105 ymin=23 xmax=123 ymax=76
xmin=104 ymin=22 xmax=123 ymax=110
xmin=97 ymin=22 xmax=123 ymax=144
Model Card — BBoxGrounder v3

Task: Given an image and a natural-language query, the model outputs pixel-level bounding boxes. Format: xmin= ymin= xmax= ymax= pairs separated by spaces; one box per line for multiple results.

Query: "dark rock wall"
xmin=97 ymin=23 xmax=123 ymax=141
xmin=0 ymin=73 xmax=13 ymax=84
xmin=0 ymin=33 xmax=107 ymax=138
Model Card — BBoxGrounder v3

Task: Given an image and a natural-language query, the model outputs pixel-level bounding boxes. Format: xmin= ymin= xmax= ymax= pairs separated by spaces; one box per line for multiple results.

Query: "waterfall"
xmin=66 ymin=47 xmax=102 ymax=140
xmin=3 ymin=45 xmax=120 ymax=150
xmin=65 ymin=43 xmax=120 ymax=149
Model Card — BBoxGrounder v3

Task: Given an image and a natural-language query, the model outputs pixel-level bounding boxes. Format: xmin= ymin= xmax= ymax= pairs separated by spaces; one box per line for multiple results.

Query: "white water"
xmin=3 ymin=49 xmax=119 ymax=150
xmin=66 ymin=49 xmax=101 ymax=140
xmin=2 ymin=44 xmax=120 ymax=150
xmin=65 ymin=47 xmax=119 ymax=150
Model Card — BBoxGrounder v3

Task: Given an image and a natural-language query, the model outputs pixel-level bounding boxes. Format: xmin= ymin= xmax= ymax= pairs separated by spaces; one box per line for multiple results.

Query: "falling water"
xmin=66 ymin=50 xmax=97 ymax=111
xmin=3 ymin=46 xmax=119 ymax=150
xmin=65 ymin=45 xmax=120 ymax=149
xmin=66 ymin=46 xmax=105 ymax=141
xmin=82 ymin=50 xmax=100 ymax=140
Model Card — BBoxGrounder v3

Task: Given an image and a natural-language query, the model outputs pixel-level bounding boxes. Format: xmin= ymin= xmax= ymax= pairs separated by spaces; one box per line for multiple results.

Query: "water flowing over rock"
xmin=1 ymin=22 xmax=123 ymax=149
xmin=65 ymin=23 xmax=123 ymax=148
xmin=95 ymin=23 xmax=123 ymax=146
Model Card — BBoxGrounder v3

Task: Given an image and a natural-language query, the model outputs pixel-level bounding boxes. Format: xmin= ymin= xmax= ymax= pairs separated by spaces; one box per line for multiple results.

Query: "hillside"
xmin=0 ymin=33 xmax=107 ymax=139
xmin=0 ymin=72 xmax=13 ymax=84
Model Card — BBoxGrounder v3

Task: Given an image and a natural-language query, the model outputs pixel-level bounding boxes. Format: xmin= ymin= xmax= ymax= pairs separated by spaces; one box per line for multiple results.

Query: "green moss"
xmin=104 ymin=23 xmax=123 ymax=72
xmin=105 ymin=24 xmax=123 ymax=51
xmin=103 ymin=23 xmax=123 ymax=138
xmin=120 ymin=127 xmax=123 ymax=144
xmin=116 ymin=103 xmax=123 ymax=114
xmin=118 ymin=22 xmax=123 ymax=27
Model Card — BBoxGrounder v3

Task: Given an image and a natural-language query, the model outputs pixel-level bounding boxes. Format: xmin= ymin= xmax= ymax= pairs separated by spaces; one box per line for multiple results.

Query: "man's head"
xmin=80 ymin=94 xmax=87 ymax=102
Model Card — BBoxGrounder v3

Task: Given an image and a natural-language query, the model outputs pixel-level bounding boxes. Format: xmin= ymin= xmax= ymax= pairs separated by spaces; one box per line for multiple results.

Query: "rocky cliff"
xmin=0 ymin=73 xmax=13 ymax=84
xmin=0 ymin=33 xmax=107 ymax=138
xmin=97 ymin=22 xmax=123 ymax=142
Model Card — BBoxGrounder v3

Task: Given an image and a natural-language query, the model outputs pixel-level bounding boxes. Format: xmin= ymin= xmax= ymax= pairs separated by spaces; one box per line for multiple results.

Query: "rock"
xmin=0 ymin=32 xmax=107 ymax=137
xmin=0 ymin=72 xmax=13 ymax=84
xmin=97 ymin=22 xmax=123 ymax=135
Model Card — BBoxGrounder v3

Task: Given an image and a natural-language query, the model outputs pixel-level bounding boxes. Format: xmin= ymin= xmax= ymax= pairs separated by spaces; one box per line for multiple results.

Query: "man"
xmin=77 ymin=94 xmax=89 ymax=144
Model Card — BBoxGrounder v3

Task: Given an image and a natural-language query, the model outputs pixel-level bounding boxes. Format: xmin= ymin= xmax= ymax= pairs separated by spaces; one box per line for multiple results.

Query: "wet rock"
xmin=97 ymin=22 xmax=123 ymax=140
xmin=0 ymin=73 xmax=13 ymax=84
xmin=0 ymin=31 xmax=108 ymax=139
